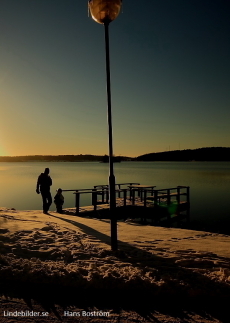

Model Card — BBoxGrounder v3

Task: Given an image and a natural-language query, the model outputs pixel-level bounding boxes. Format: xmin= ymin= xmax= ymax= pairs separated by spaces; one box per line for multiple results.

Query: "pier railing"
xmin=62 ymin=185 xmax=190 ymax=222
xmin=62 ymin=183 xmax=140 ymax=214
xmin=143 ymin=185 xmax=190 ymax=207
xmin=142 ymin=186 xmax=190 ymax=222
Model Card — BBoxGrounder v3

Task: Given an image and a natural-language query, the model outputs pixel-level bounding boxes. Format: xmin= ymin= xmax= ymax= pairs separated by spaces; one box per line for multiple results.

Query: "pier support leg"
xmin=75 ymin=191 xmax=79 ymax=215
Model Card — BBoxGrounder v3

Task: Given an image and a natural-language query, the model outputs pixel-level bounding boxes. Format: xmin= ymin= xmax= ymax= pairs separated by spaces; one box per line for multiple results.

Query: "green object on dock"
xmin=167 ymin=202 xmax=178 ymax=217
xmin=156 ymin=201 xmax=178 ymax=217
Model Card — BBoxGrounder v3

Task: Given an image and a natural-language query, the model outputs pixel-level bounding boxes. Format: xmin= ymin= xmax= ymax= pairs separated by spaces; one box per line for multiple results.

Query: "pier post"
xmin=176 ymin=186 xmax=181 ymax=217
xmin=123 ymin=189 xmax=127 ymax=207
xmin=101 ymin=187 xmax=105 ymax=203
xmin=106 ymin=186 xmax=109 ymax=203
xmin=144 ymin=190 xmax=147 ymax=207
xmin=92 ymin=189 xmax=97 ymax=212
xmin=75 ymin=190 xmax=80 ymax=215
xmin=187 ymin=186 xmax=190 ymax=219
xmin=132 ymin=189 xmax=135 ymax=206
xmin=117 ymin=184 xmax=121 ymax=198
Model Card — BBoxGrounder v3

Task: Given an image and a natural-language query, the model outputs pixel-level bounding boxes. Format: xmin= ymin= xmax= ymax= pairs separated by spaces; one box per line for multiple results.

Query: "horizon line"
xmin=1 ymin=147 xmax=229 ymax=159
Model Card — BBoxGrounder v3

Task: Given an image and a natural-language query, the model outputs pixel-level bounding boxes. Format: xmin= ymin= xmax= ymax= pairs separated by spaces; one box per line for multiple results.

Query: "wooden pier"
xmin=62 ymin=184 xmax=190 ymax=226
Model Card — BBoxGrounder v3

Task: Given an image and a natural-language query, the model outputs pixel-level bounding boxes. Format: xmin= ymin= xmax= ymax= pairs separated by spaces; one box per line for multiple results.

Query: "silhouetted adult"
xmin=36 ymin=168 xmax=52 ymax=214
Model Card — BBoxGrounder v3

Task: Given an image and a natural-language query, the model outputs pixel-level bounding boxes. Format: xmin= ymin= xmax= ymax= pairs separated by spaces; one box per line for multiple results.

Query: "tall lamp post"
xmin=88 ymin=0 xmax=122 ymax=251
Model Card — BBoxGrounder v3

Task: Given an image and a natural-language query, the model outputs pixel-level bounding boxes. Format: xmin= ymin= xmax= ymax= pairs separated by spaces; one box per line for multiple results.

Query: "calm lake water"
xmin=1 ymin=161 xmax=230 ymax=233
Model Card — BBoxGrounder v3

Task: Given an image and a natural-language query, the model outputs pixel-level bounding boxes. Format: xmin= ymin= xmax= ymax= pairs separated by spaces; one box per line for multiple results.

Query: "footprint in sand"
xmin=144 ymin=240 xmax=163 ymax=243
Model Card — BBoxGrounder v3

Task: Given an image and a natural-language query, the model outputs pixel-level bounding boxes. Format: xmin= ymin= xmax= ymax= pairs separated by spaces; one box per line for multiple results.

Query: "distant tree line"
xmin=135 ymin=147 xmax=230 ymax=161
xmin=1 ymin=147 xmax=230 ymax=162
xmin=0 ymin=154 xmax=132 ymax=162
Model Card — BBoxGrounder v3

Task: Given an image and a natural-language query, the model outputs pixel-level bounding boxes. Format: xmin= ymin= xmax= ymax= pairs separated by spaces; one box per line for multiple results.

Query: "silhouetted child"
xmin=54 ymin=188 xmax=64 ymax=213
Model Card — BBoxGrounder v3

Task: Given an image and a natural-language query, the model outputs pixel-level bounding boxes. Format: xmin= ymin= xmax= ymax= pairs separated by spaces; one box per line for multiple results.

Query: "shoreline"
xmin=2 ymin=205 xmax=230 ymax=236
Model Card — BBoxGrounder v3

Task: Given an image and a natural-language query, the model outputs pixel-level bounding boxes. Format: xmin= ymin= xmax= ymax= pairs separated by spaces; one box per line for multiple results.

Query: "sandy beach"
xmin=0 ymin=207 xmax=230 ymax=322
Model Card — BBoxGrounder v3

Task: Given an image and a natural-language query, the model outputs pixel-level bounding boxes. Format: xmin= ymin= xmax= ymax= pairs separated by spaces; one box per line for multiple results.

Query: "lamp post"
xmin=88 ymin=0 xmax=122 ymax=251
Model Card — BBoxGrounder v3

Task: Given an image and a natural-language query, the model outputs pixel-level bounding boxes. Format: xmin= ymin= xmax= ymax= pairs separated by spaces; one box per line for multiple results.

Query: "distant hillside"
xmin=0 ymin=154 xmax=132 ymax=162
xmin=1 ymin=148 xmax=230 ymax=162
xmin=135 ymin=147 xmax=230 ymax=161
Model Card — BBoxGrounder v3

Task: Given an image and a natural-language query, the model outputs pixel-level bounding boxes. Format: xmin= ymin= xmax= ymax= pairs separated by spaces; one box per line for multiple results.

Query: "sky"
xmin=0 ymin=0 xmax=230 ymax=157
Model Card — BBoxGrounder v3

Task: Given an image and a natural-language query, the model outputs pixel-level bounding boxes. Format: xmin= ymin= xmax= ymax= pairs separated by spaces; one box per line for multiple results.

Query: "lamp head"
xmin=88 ymin=0 xmax=122 ymax=25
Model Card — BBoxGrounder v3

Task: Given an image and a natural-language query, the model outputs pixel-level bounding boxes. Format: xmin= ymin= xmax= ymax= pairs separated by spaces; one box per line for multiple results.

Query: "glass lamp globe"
xmin=88 ymin=0 xmax=122 ymax=24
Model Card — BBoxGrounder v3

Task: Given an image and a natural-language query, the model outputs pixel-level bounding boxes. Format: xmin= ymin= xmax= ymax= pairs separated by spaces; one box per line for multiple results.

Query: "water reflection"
xmin=0 ymin=162 xmax=230 ymax=233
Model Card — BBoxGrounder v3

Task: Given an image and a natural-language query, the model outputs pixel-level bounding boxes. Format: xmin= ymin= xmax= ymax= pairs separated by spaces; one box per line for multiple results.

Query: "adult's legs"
xmin=46 ymin=191 xmax=52 ymax=212
xmin=41 ymin=192 xmax=48 ymax=213
xmin=41 ymin=191 xmax=52 ymax=213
